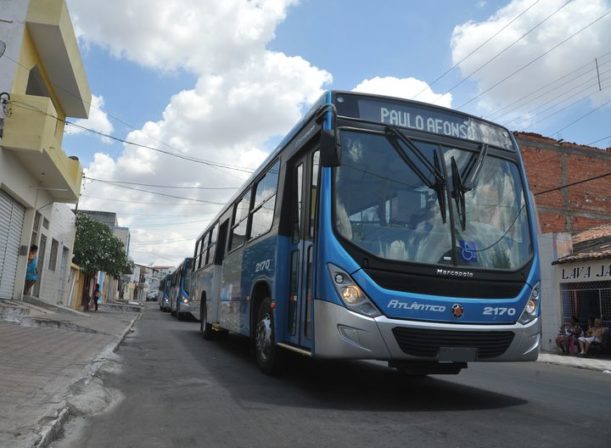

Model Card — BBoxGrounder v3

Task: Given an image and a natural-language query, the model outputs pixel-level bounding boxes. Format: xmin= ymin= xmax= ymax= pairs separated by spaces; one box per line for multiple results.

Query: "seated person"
xmin=555 ymin=315 xmax=582 ymax=355
xmin=578 ymin=318 xmax=608 ymax=356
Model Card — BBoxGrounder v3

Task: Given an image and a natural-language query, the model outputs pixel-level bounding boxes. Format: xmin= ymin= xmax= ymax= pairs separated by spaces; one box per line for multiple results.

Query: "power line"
xmin=488 ymin=53 xmax=611 ymax=121
xmin=130 ymin=218 xmax=210 ymax=229
xmin=505 ymin=72 xmax=610 ymax=128
xmin=587 ymin=134 xmax=611 ymax=146
xmin=5 ymin=49 xmax=232 ymax=172
xmin=533 ymin=172 xmax=610 ymax=196
xmin=10 ymin=100 xmax=256 ymax=174
xmin=552 ymin=97 xmax=611 ymax=136
xmin=84 ymin=177 xmax=227 ymax=204
xmin=131 ymin=238 xmax=195 ymax=246
xmin=443 ymin=0 xmax=573 ymax=98
xmin=83 ymin=176 xmax=239 ymax=190
xmin=80 ymin=193 xmax=220 ymax=206
xmin=458 ymin=8 xmax=611 ymax=109
xmin=414 ymin=0 xmax=542 ymax=99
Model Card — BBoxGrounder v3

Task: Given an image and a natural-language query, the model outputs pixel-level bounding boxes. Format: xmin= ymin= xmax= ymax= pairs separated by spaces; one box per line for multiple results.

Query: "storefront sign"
xmin=559 ymin=260 xmax=611 ymax=283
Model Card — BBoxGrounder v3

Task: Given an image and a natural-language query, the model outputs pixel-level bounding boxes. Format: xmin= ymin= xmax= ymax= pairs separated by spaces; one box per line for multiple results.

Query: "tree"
xmin=73 ymin=214 xmax=129 ymax=277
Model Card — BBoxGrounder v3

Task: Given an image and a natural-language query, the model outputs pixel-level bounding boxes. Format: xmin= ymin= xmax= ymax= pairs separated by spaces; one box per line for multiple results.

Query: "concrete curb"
xmin=34 ymin=312 xmax=142 ymax=448
xmin=537 ymin=352 xmax=611 ymax=372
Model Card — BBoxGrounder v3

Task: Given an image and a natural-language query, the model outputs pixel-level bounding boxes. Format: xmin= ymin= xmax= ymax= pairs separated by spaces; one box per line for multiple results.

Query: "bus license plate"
xmin=438 ymin=347 xmax=477 ymax=362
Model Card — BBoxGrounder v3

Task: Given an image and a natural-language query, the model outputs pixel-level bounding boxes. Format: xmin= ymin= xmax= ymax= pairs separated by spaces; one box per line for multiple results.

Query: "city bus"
xmin=190 ymin=91 xmax=541 ymax=375
xmin=169 ymin=258 xmax=193 ymax=320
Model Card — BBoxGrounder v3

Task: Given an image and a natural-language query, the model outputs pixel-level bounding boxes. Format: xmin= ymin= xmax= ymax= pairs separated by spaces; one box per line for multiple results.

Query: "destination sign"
xmin=337 ymin=95 xmax=514 ymax=150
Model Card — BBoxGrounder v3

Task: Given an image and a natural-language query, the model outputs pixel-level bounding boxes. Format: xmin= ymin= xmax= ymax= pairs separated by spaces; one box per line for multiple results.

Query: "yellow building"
xmin=0 ymin=0 xmax=91 ymax=301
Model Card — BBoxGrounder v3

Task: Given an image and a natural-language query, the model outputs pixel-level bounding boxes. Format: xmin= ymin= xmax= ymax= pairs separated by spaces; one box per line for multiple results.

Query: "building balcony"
xmin=26 ymin=0 xmax=91 ymax=118
xmin=2 ymin=93 xmax=82 ymax=203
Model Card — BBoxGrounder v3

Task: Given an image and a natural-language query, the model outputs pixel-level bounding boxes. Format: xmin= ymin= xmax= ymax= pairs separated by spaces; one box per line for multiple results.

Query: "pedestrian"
xmin=94 ymin=283 xmax=101 ymax=312
xmin=24 ymin=244 xmax=38 ymax=295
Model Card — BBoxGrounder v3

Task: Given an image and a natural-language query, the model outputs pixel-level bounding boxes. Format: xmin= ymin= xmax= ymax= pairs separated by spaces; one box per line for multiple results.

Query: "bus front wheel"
xmin=255 ymin=298 xmax=281 ymax=375
xmin=200 ymin=302 xmax=213 ymax=340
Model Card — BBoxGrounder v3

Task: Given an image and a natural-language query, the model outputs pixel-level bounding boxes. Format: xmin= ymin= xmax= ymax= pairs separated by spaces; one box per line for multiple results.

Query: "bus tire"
xmin=200 ymin=301 xmax=213 ymax=340
xmin=255 ymin=297 xmax=281 ymax=375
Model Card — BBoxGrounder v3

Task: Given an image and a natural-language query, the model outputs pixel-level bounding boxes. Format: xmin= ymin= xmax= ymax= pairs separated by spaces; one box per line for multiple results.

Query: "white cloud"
xmin=450 ymin=0 xmax=611 ymax=125
xmin=65 ymin=95 xmax=114 ymax=143
xmin=68 ymin=0 xmax=298 ymax=74
xmin=353 ymin=76 xmax=453 ymax=108
xmin=69 ymin=0 xmax=332 ymax=266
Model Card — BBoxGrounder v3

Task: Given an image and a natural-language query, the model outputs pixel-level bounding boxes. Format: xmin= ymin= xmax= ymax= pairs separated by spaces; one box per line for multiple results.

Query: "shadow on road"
xmin=175 ymin=326 xmax=528 ymax=413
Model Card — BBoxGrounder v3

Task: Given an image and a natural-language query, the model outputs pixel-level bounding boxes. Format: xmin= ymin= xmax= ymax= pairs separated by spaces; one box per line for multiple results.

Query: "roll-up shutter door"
xmin=0 ymin=190 xmax=26 ymax=299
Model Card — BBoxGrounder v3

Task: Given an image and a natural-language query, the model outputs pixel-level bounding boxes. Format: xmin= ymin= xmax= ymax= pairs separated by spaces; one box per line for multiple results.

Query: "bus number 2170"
xmin=483 ymin=307 xmax=516 ymax=316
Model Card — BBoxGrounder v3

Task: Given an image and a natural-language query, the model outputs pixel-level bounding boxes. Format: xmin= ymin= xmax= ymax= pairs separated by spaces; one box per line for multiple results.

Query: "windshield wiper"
xmin=451 ymin=143 xmax=489 ymax=230
xmin=384 ymin=126 xmax=447 ymax=223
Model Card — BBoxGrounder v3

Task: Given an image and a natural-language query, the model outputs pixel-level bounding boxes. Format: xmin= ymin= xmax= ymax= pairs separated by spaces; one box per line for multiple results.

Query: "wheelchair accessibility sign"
xmin=459 ymin=240 xmax=478 ymax=263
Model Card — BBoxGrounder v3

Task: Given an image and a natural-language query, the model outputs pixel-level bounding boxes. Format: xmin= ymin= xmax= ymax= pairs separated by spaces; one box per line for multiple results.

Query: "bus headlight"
xmin=518 ymin=283 xmax=540 ymax=325
xmin=182 ymin=297 xmax=190 ymax=304
xmin=328 ymin=264 xmax=381 ymax=318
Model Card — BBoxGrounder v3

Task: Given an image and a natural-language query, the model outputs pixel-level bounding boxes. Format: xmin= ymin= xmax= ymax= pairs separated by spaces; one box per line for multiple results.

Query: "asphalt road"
xmin=54 ymin=304 xmax=611 ymax=448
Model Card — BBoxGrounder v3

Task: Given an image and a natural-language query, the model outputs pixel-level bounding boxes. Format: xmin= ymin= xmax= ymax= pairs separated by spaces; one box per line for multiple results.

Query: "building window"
xmin=42 ymin=218 xmax=50 ymax=230
xmin=49 ymin=239 xmax=59 ymax=271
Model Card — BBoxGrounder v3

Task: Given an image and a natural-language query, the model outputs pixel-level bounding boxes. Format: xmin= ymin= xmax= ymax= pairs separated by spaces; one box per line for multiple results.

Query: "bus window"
xmin=200 ymin=232 xmax=209 ymax=268
xmin=230 ymin=189 xmax=251 ymax=251
xmin=293 ymin=163 xmax=303 ymax=243
xmin=206 ymin=223 xmax=218 ymax=265
xmin=308 ymin=151 xmax=320 ymax=239
xmin=194 ymin=239 xmax=201 ymax=270
xmin=251 ymin=160 xmax=280 ymax=239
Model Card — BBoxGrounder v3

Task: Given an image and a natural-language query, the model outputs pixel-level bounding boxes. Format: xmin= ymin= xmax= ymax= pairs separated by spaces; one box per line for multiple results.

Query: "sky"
xmin=61 ymin=0 xmax=611 ymax=267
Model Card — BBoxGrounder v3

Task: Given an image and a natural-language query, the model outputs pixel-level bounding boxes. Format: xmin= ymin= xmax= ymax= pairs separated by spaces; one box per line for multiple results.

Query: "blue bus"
xmin=170 ymin=258 xmax=194 ymax=320
xmin=190 ymin=91 xmax=540 ymax=375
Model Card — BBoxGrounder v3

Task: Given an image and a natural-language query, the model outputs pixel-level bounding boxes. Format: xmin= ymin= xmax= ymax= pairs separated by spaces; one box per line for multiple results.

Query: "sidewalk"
xmin=0 ymin=299 xmax=140 ymax=448
xmin=538 ymin=352 xmax=611 ymax=372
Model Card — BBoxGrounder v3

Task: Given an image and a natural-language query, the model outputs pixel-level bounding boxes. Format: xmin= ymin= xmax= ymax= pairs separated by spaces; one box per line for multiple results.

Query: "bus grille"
xmin=392 ymin=328 xmax=515 ymax=359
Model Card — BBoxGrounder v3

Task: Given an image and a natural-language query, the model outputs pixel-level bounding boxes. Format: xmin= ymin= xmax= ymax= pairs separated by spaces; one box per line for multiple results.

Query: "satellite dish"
xmin=0 ymin=40 xmax=5 ymax=58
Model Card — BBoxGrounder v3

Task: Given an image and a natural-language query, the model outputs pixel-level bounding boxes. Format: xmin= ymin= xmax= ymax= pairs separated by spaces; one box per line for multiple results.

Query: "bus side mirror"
xmin=320 ymin=128 xmax=341 ymax=167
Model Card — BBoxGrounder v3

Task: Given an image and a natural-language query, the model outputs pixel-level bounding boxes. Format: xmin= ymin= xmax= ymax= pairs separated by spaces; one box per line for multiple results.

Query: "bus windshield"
xmin=334 ymin=129 xmax=532 ymax=270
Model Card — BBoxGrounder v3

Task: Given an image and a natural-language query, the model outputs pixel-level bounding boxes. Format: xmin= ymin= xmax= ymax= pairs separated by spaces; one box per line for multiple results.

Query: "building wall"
xmin=78 ymin=210 xmax=118 ymax=228
xmin=113 ymin=226 xmax=130 ymax=256
xmin=516 ymin=133 xmax=611 ymax=234
xmin=0 ymin=0 xmax=28 ymax=95
xmin=537 ymin=233 xmax=573 ymax=351
xmin=38 ymin=203 xmax=76 ymax=304
xmin=0 ymin=150 xmax=57 ymax=299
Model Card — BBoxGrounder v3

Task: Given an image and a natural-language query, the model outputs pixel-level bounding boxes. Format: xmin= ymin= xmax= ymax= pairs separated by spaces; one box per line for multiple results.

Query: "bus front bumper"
xmin=313 ymin=300 xmax=540 ymax=362
xmin=177 ymin=301 xmax=195 ymax=316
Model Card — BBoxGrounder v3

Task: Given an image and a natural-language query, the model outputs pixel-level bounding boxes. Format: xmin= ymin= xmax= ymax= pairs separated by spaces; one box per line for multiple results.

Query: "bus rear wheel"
xmin=255 ymin=298 xmax=281 ymax=375
xmin=200 ymin=302 xmax=213 ymax=340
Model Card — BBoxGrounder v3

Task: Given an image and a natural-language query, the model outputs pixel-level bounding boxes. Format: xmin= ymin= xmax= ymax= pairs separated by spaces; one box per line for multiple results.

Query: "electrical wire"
xmin=442 ymin=0 xmax=574 ymax=98
xmin=551 ymin=97 xmax=611 ymax=136
xmin=488 ymin=54 xmax=611 ymax=121
xmin=83 ymin=176 xmax=239 ymax=190
xmin=414 ymin=0 xmax=542 ymax=99
xmin=533 ymin=172 xmax=610 ymax=196
xmin=587 ymin=134 xmax=611 ymax=146
xmin=80 ymin=193 xmax=221 ymax=206
xmin=504 ymin=73 xmax=610 ymax=128
xmin=9 ymin=100 xmax=256 ymax=174
xmin=84 ymin=177 xmax=227 ymax=204
xmin=458 ymin=8 xmax=611 ymax=109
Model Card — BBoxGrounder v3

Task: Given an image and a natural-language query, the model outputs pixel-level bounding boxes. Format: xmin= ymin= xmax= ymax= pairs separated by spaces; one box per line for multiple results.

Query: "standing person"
xmin=24 ymin=245 xmax=38 ymax=295
xmin=94 ymin=283 xmax=101 ymax=312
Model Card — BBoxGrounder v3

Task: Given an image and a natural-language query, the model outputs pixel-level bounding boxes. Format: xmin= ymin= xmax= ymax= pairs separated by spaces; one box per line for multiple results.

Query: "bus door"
xmin=287 ymin=149 xmax=320 ymax=349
